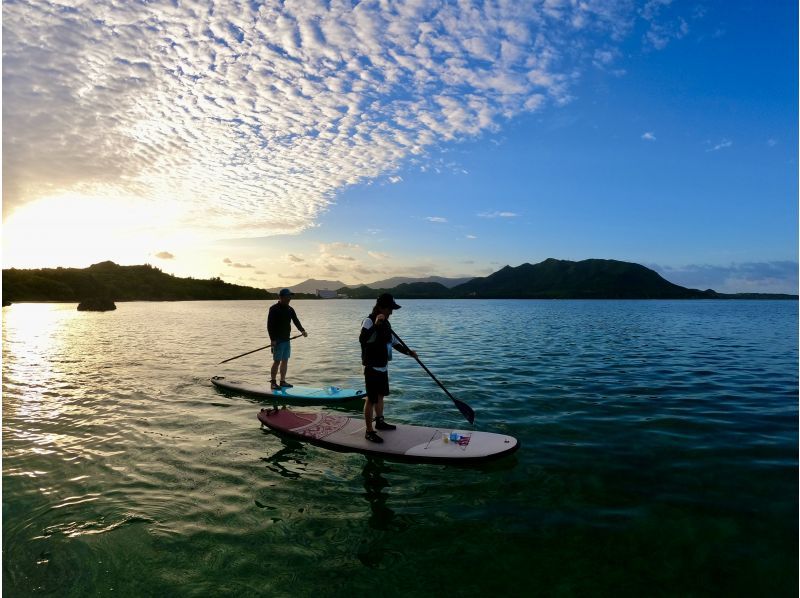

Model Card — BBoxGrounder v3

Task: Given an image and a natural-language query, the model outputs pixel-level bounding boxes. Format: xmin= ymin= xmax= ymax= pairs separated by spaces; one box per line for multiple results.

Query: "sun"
xmin=2 ymin=193 xmax=163 ymax=269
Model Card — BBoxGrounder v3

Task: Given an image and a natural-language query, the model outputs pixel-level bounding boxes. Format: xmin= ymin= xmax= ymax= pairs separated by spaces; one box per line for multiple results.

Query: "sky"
xmin=2 ymin=0 xmax=798 ymax=294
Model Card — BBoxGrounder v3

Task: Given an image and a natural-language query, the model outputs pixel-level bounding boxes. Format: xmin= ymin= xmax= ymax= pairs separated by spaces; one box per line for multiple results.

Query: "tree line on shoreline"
xmin=2 ymin=259 xmax=796 ymax=305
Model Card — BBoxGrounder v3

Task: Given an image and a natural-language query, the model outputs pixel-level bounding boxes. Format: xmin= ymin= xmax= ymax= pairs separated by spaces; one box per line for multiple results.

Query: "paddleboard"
xmin=257 ymin=408 xmax=519 ymax=464
xmin=212 ymin=376 xmax=365 ymax=402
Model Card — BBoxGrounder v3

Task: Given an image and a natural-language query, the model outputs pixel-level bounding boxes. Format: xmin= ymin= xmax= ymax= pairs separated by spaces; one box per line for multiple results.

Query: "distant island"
xmin=2 ymin=258 xmax=796 ymax=304
xmin=339 ymin=259 xmax=797 ymax=300
xmin=2 ymin=261 xmax=289 ymax=303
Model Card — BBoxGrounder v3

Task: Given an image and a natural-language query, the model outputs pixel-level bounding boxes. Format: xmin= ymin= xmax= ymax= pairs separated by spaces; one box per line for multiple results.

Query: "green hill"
xmin=450 ymin=258 xmax=716 ymax=299
xmin=2 ymin=261 xmax=276 ymax=302
xmin=338 ymin=258 xmax=794 ymax=300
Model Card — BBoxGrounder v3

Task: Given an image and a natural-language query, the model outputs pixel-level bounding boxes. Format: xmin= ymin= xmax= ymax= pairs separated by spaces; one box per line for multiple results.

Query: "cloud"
xmin=706 ymin=139 xmax=733 ymax=152
xmin=388 ymin=176 xmax=403 ymax=184
xmin=652 ymin=262 xmax=798 ymax=294
xmin=287 ymin=254 xmax=305 ymax=263
xmin=640 ymin=1 xmax=692 ymax=50
xmin=466 ymin=235 xmax=477 ymax=240
xmin=641 ymin=132 xmax=656 ymax=141
xmin=4 ymin=1 xmax=664 ymax=237
xmin=154 ymin=251 xmax=175 ymax=259
xmin=478 ymin=211 xmax=518 ymax=218
xmin=223 ymin=258 xmax=254 ymax=268
xmin=426 ymin=216 xmax=448 ymax=223
xmin=321 ymin=242 xmax=360 ymax=251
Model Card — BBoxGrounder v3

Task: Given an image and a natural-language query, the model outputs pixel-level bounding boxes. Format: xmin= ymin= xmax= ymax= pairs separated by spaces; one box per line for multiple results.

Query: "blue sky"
xmin=3 ymin=0 xmax=797 ymax=293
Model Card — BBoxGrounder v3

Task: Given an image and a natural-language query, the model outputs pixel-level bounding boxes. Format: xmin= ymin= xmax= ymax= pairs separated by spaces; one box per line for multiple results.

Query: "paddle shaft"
xmin=219 ymin=334 xmax=304 ymax=364
xmin=391 ymin=331 xmax=475 ymax=425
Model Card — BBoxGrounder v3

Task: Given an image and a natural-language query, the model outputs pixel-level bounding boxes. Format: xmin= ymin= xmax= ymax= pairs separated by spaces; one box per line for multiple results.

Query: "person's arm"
xmin=359 ymin=317 xmax=374 ymax=346
xmin=290 ymin=307 xmax=307 ymax=335
xmin=266 ymin=306 xmax=277 ymax=342
xmin=391 ymin=332 xmax=417 ymax=358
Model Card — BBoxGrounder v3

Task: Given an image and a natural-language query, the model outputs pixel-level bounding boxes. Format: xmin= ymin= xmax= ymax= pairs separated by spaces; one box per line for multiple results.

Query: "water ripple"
xmin=3 ymin=299 xmax=797 ymax=596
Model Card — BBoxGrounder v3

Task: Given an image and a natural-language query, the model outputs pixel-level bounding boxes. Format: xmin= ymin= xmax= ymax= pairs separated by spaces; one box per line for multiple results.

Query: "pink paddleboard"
xmin=257 ymin=408 xmax=519 ymax=464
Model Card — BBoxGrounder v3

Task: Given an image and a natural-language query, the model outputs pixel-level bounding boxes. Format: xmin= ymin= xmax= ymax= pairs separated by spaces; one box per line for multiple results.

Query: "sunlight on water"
xmin=3 ymin=299 xmax=797 ymax=596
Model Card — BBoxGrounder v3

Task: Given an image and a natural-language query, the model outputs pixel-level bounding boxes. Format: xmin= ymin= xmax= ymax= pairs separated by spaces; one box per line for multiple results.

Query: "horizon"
xmin=2 ymin=1 xmax=797 ymax=294
xmin=4 ymin=257 xmax=797 ymax=297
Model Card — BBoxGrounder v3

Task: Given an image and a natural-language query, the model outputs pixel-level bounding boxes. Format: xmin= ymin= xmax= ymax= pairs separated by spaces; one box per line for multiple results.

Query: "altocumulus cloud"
xmin=5 ymin=0 xmax=651 ymax=237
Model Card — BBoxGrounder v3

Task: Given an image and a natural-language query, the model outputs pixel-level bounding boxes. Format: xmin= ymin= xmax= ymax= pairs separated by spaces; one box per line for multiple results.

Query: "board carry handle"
xmin=219 ymin=334 xmax=304 ymax=364
xmin=391 ymin=331 xmax=476 ymax=425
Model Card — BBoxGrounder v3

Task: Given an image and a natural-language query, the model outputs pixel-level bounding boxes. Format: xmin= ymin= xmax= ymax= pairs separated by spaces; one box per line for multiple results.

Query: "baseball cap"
xmin=376 ymin=293 xmax=401 ymax=310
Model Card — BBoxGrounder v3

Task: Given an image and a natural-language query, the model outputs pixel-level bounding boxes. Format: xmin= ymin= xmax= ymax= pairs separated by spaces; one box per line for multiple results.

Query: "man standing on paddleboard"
xmin=359 ymin=293 xmax=417 ymax=443
xmin=267 ymin=289 xmax=308 ymax=390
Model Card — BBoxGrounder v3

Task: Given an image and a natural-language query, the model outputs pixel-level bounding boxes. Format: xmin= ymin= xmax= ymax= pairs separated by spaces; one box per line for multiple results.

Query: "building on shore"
xmin=316 ymin=289 xmax=346 ymax=299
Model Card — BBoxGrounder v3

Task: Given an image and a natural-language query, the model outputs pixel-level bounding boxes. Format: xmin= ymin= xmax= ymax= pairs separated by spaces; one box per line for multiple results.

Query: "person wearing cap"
xmin=267 ymin=289 xmax=308 ymax=389
xmin=358 ymin=293 xmax=417 ymax=443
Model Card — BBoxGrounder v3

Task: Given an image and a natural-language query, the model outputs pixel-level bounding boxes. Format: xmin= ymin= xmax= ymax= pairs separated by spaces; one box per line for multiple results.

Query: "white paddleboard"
xmin=212 ymin=376 xmax=365 ymax=402
xmin=257 ymin=408 xmax=519 ymax=464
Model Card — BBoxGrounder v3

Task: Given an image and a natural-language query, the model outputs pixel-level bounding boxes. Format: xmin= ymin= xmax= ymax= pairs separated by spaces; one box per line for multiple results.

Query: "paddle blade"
xmin=454 ymin=398 xmax=475 ymax=425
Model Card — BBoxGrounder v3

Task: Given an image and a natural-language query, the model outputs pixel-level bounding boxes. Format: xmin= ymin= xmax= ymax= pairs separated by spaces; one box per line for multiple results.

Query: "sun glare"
xmin=2 ymin=193 xmax=166 ymax=269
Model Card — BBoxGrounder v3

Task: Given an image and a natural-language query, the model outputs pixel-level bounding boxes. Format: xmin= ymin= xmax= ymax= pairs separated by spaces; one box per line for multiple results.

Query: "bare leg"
xmin=279 ymin=360 xmax=288 ymax=382
xmin=375 ymin=396 xmax=385 ymax=420
xmin=270 ymin=360 xmax=279 ymax=381
xmin=364 ymin=399 xmax=374 ymax=432
xmin=364 ymin=396 xmax=384 ymax=432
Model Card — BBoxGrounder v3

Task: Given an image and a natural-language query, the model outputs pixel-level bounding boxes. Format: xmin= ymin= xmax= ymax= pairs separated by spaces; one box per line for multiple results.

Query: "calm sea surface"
xmin=2 ymin=299 xmax=798 ymax=596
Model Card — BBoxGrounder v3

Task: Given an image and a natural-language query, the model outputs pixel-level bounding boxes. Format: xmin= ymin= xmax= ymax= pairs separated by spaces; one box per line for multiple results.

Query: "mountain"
xmin=268 ymin=279 xmax=347 ymax=294
xmin=357 ymin=275 xmax=474 ymax=289
xmin=338 ymin=258 xmax=793 ymax=300
xmin=277 ymin=275 xmax=473 ymax=294
xmin=450 ymin=258 xmax=716 ymax=299
xmin=339 ymin=281 xmax=453 ymax=299
xmin=4 ymin=259 xmax=794 ymax=304
xmin=3 ymin=261 xmax=276 ymax=302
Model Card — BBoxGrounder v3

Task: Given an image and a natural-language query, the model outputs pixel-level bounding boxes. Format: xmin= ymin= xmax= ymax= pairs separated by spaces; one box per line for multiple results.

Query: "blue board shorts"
xmin=272 ymin=340 xmax=291 ymax=362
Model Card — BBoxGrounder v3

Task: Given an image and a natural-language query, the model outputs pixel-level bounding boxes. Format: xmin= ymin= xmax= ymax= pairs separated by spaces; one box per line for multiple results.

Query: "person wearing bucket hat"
xmin=358 ymin=293 xmax=417 ymax=443
xmin=267 ymin=288 xmax=307 ymax=389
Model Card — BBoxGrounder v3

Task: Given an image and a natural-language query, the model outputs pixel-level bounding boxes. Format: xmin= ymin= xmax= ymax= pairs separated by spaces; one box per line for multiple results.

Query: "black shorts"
xmin=364 ymin=367 xmax=390 ymax=403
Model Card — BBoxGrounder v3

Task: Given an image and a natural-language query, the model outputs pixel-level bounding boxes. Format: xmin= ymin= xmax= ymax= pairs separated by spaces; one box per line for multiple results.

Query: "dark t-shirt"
xmin=267 ymin=303 xmax=304 ymax=342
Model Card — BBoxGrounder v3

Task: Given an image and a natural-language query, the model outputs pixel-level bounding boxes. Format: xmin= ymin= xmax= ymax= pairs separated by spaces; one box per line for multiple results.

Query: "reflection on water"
xmin=260 ymin=437 xmax=309 ymax=480
xmin=3 ymin=299 xmax=798 ymax=596
xmin=361 ymin=458 xmax=396 ymax=533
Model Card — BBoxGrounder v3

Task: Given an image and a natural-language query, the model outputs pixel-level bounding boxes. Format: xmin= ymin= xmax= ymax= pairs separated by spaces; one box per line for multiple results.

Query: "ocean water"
xmin=2 ymin=299 xmax=797 ymax=597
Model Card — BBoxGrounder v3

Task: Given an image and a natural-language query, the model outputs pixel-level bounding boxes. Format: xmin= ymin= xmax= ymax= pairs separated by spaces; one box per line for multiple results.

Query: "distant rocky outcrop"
xmin=77 ymin=297 xmax=117 ymax=311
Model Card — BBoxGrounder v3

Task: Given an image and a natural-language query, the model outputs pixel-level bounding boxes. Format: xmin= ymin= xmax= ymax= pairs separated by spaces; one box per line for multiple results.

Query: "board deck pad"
xmin=212 ymin=376 xmax=365 ymax=402
xmin=257 ymin=408 xmax=519 ymax=463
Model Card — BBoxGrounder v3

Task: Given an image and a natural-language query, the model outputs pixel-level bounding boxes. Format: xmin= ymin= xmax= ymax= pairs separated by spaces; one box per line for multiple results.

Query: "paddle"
xmin=391 ymin=330 xmax=476 ymax=425
xmin=219 ymin=334 xmax=304 ymax=364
